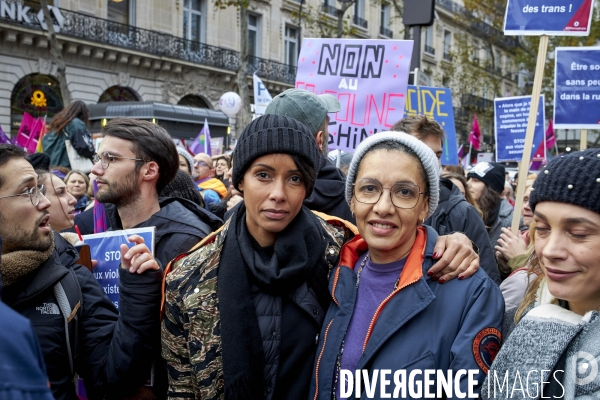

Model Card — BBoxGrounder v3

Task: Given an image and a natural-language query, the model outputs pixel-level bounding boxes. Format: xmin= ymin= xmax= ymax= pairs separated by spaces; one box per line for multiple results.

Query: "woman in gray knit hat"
xmin=311 ymin=131 xmax=504 ymax=399
xmin=481 ymin=148 xmax=600 ymax=399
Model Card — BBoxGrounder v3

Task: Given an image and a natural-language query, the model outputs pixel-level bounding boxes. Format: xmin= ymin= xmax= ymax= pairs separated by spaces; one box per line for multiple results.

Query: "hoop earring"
xmin=351 ymin=212 xmax=355 ymax=219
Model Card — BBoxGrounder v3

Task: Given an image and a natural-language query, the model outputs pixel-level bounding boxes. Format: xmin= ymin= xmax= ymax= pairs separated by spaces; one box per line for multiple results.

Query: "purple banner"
xmin=295 ymin=39 xmax=413 ymax=152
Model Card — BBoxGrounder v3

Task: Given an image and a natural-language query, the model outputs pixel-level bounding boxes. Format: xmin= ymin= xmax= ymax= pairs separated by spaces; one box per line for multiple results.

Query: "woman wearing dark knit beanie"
xmin=161 ymin=114 xmax=356 ymax=399
xmin=481 ymin=149 xmax=600 ymax=399
xmin=467 ymin=162 xmax=514 ymax=273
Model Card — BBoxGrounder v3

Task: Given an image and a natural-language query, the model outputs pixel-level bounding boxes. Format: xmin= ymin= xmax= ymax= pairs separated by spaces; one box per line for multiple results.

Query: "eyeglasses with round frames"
xmin=0 ymin=184 xmax=46 ymax=207
xmin=353 ymin=180 xmax=424 ymax=209
xmin=193 ymin=160 xmax=209 ymax=168
xmin=93 ymin=152 xmax=150 ymax=169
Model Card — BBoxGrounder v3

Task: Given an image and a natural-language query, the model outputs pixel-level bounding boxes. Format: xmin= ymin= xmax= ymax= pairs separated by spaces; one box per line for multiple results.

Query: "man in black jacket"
xmin=392 ymin=115 xmax=502 ymax=284
xmin=89 ymin=118 xmax=222 ymax=398
xmin=0 ymin=144 xmax=162 ymax=399
xmin=264 ymin=89 xmax=355 ymax=223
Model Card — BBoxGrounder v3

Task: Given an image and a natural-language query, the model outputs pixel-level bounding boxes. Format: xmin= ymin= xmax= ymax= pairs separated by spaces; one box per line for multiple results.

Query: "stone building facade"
xmin=0 ymin=0 xmax=518 ymax=143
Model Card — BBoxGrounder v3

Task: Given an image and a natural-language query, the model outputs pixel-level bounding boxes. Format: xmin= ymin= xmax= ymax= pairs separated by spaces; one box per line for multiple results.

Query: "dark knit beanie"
xmin=160 ymin=169 xmax=205 ymax=208
xmin=467 ymin=162 xmax=506 ymax=194
xmin=26 ymin=153 xmax=51 ymax=171
xmin=530 ymin=148 xmax=600 ymax=214
xmin=232 ymin=114 xmax=320 ymax=195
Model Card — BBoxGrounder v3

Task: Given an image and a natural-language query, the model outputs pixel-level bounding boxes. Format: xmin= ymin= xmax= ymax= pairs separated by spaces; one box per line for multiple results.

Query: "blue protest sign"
xmin=405 ymin=86 xmax=459 ymax=165
xmin=494 ymin=96 xmax=546 ymax=162
xmin=554 ymin=47 xmax=600 ymax=129
xmin=504 ymin=0 xmax=594 ymax=36
xmin=82 ymin=227 xmax=155 ymax=310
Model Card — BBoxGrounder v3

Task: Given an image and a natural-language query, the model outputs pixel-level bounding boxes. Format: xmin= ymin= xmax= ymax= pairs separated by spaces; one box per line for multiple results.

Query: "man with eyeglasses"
xmin=0 ymin=143 xmax=163 ymax=399
xmin=191 ymin=152 xmax=227 ymax=205
xmin=82 ymin=118 xmax=221 ymax=398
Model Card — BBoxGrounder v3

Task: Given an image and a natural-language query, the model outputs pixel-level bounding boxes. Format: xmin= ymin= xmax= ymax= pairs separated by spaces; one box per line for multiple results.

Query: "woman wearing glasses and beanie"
xmin=310 ymin=132 xmax=504 ymax=400
xmin=481 ymin=149 xmax=600 ymax=399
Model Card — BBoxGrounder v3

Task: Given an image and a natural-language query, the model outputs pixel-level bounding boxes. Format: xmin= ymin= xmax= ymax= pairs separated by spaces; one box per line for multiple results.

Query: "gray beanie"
xmin=345 ymin=131 xmax=440 ymax=219
xmin=176 ymin=146 xmax=194 ymax=174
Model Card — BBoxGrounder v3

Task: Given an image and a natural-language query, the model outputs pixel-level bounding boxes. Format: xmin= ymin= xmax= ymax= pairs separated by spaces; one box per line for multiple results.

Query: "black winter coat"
xmin=425 ymin=178 xmax=501 ymax=285
xmin=1 ymin=233 xmax=163 ymax=400
xmin=304 ymin=157 xmax=355 ymax=223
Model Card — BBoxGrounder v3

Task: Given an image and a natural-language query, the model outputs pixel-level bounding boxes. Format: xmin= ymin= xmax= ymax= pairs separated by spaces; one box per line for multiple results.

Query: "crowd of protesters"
xmin=0 ymin=90 xmax=598 ymax=400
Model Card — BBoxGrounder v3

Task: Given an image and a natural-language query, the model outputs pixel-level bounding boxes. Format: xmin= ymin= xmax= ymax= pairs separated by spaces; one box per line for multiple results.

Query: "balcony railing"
xmin=322 ymin=4 xmax=338 ymax=17
xmin=0 ymin=1 xmax=297 ymax=85
xmin=424 ymin=45 xmax=435 ymax=55
xmin=462 ymin=94 xmax=494 ymax=111
xmin=352 ymin=15 xmax=368 ymax=29
xmin=380 ymin=26 xmax=393 ymax=38
xmin=248 ymin=56 xmax=297 ymax=86
xmin=443 ymin=52 xmax=453 ymax=61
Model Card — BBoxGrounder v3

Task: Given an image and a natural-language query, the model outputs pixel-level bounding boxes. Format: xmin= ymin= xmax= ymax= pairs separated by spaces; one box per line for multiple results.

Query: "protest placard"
xmin=253 ymin=73 xmax=273 ymax=116
xmin=494 ymin=95 xmax=545 ymax=162
xmin=82 ymin=227 xmax=155 ymax=310
xmin=554 ymin=47 xmax=600 ymax=129
xmin=405 ymin=85 xmax=458 ymax=165
xmin=504 ymin=0 xmax=595 ymax=36
xmin=295 ymin=38 xmax=413 ymax=152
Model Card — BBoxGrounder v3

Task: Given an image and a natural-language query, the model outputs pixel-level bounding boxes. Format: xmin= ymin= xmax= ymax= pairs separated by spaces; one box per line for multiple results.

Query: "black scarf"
xmin=218 ymin=203 xmax=332 ymax=400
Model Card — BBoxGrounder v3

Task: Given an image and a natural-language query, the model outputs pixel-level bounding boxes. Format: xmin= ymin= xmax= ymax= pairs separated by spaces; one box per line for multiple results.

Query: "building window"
xmin=473 ymin=46 xmax=480 ymax=64
xmin=424 ymin=25 xmax=434 ymax=55
xmin=11 ymin=74 xmax=64 ymax=134
xmin=443 ymin=30 xmax=452 ymax=60
xmin=248 ymin=14 xmax=261 ymax=58
xmin=353 ymin=0 xmax=367 ymax=28
xmin=99 ymin=86 xmax=141 ymax=103
xmin=178 ymin=94 xmax=211 ymax=108
xmin=284 ymin=25 xmax=298 ymax=67
xmin=380 ymin=3 xmax=392 ymax=37
xmin=183 ymin=0 xmax=204 ymax=42
xmin=108 ymin=0 xmax=134 ymax=25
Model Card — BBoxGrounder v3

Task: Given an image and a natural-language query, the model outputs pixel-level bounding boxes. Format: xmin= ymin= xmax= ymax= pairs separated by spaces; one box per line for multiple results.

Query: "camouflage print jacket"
xmin=161 ymin=211 xmax=356 ymax=400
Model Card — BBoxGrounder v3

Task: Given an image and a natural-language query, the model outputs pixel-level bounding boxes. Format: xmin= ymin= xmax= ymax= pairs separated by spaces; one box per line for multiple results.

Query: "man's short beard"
xmin=96 ymin=170 xmax=141 ymax=208
xmin=0 ymin=211 xmax=53 ymax=253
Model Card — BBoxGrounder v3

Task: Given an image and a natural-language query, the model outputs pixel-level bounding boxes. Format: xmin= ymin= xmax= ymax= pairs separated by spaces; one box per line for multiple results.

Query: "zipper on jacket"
xmin=361 ymin=276 xmax=421 ymax=353
xmin=314 ymin=318 xmax=334 ymax=400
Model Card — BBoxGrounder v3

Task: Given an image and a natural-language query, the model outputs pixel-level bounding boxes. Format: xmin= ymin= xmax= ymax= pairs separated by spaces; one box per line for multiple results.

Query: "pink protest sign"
xmin=295 ymin=38 xmax=413 ymax=152
xmin=15 ymin=112 xmax=43 ymax=154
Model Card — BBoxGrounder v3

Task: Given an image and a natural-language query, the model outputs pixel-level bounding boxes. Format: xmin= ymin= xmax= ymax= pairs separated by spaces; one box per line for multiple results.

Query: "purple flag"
xmin=545 ymin=120 xmax=556 ymax=149
xmin=189 ymin=118 xmax=212 ymax=156
xmin=295 ymin=38 xmax=414 ymax=152
xmin=93 ymin=180 xmax=107 ymax=234
xmin=469 ymin=115 xmax=481 ymax=151
xmin=0 ymin=124 xmax=11 ymax=144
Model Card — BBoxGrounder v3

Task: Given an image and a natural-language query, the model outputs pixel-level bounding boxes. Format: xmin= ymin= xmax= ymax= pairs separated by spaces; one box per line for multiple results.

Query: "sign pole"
xmin=580 ymin=129 xmax=588 ymax=150
xmin=511 ymin=35 xmax=549 ymax=233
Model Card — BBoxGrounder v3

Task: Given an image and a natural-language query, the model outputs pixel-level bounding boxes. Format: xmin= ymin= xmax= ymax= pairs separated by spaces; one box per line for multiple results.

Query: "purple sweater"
xmin=338 ymin=252 xmax=406 ymax=398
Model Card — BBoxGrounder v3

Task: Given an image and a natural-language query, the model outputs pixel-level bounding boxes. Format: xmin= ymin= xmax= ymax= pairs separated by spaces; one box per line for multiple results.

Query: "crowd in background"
xmin=1 ymin=90 xmax=599 ymax=400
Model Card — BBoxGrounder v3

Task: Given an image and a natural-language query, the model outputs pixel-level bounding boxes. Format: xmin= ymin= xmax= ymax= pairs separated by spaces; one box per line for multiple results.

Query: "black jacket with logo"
xmin=1 ymin=233 xmax=163 ymax=400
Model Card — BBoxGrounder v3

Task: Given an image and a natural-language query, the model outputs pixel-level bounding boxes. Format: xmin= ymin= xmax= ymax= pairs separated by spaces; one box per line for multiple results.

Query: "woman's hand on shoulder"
xmin=428 ymin=232 xmax=479 ymax=284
